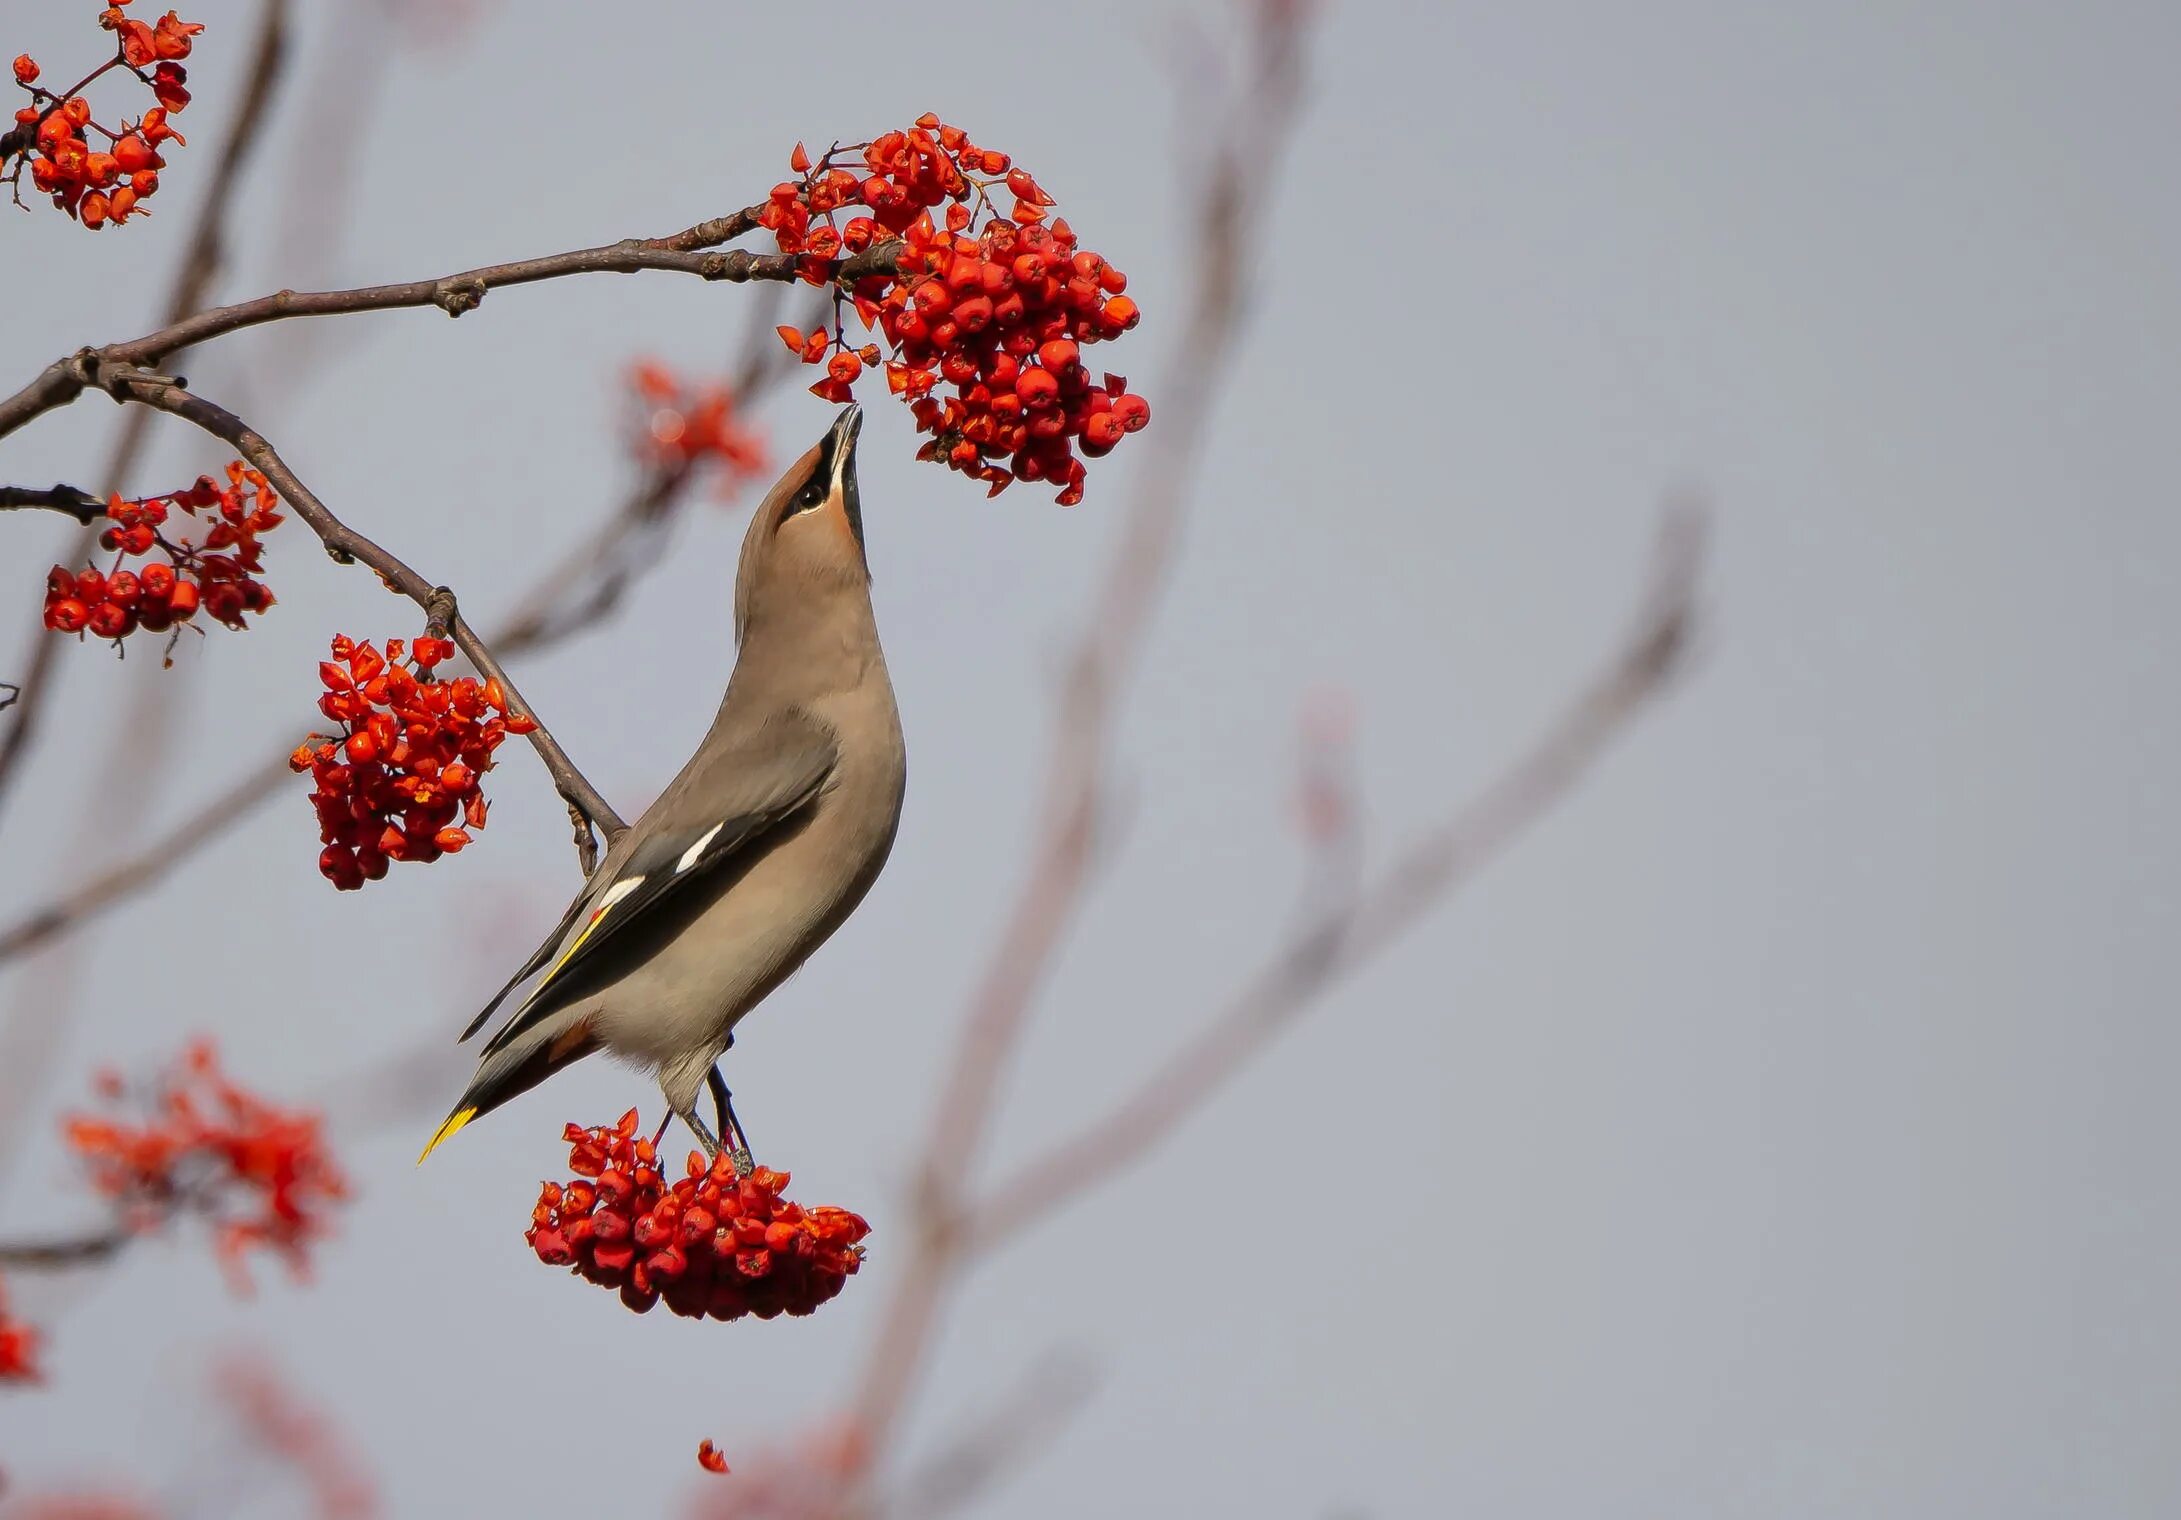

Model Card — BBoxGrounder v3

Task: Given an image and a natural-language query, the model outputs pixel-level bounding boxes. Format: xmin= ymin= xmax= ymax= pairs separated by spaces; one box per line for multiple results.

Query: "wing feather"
xmin=466 ymin=708 xmax=837 ymax=1057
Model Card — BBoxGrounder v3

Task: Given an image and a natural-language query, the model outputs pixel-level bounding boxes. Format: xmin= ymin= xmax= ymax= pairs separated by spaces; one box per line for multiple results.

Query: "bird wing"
xmin=464 ymin=708 xmax=838 ymax=1055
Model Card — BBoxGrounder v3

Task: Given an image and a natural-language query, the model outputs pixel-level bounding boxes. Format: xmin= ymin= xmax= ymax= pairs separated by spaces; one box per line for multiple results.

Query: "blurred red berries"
xmin=41 ymin=462 xmax=281 ymax=649
xmin=626 ymin=360 xmax=770 ymax=495
xmin=291 ymin=635 xmax=535 ymax=889
xmin=6 ymin=4 xmax=200 ymax=227
xmin=63 ymin=1040 xmax=348 ymax=1293
xmin=760 ymin=114 xmax=1148 ymax=504
xmin=528 ymin=1110 xmax=870 ymax=1321
xmin=0 ymin=1272 xmax=40 ymax=1382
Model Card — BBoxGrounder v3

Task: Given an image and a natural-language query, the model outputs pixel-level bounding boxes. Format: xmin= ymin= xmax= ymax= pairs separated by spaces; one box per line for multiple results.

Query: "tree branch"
xmin=0 ymin=485 xmax=106 ymax=523
xmin=0 ymin=225 xmax=900 ymax=445
xmin=966 ymin=505 xmax=1705 ymax=1250
xmin=0 ymin=1228 xmax=129 ymax=1270
xmin=101 ymin=370 xmax=626 ymax=851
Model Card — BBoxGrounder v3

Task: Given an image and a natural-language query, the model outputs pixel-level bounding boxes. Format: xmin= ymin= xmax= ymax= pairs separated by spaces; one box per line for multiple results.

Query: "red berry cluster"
xmin=64 ymin=1040 xmax=349 ymax=1293
xmin=527 ymin=1110 xmax=871 ymax=1321
xmin=290 ymin=635 xmax=536 ymax=890
xmin=627 ymin=359 xmax=770 ymax=494
xmin=0 ymin=1272 xmax=39 ymax=1383
xmin=760 ymin=114 xmax=1149 ymax=504
xmin=41 ymin=463 xmax=282 ymax=645
xmin=6 ymin=3 xmax=200 ymax=228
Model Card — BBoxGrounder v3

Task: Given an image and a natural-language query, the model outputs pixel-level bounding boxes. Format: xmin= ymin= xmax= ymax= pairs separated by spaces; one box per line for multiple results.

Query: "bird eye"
xmin=794 ymin=480 xmax=826 ymax=511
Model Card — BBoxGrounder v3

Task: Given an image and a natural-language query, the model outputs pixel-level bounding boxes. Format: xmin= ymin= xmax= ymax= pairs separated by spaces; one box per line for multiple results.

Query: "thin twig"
xmin=967 ymin=506 xmax=1705 ymax=1250
xmin=0 ymin=485 xmax=106 ymax=522
xmin=102 ymin=371 xmax=625 ymax=850
xmin=0 ymin=226 xmax=899 ymax=444
xmin=0 ymin=1227 xmax=129 ymax=1270
xmin=891 ymin=1352 xmax=1099 ymax=1520
xmin=0 ymin=753 xmax=278 ymax=963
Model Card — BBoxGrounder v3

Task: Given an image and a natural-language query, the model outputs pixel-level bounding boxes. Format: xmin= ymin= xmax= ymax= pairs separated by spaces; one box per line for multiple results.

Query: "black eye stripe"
xmin=777 ymin=477 xmax=826 ymax=525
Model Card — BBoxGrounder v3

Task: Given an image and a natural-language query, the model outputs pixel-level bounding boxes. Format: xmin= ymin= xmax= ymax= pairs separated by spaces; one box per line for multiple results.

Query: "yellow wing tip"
xmin=418 ymin=1107 xmax=477 ymax=1166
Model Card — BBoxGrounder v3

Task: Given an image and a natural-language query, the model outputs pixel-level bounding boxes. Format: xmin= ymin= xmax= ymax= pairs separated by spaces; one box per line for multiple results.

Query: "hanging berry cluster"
xmin=762 ymin=114 xmax=1149 ymax=504
xmin=0 ymin=1273 xmax=39 ymax=1382
xmin=5 ymin=4 xmax=202 ymax=227
xmin=64 ymin=1040 xmax=349 ymax=1293
xmin=41 ymin=463 xmax=282 ymax=646
xmin=291 ymin=635 xmax=536 ymax=890
xmin=627 ymin=359 xmax=771 ymax=494
xmin=527 ymin=1110 xmax=871 ymax=1321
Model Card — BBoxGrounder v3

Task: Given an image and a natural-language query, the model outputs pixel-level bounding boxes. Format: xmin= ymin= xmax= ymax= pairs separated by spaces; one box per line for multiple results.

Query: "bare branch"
xmin=0 ymin=225 xmax=899 ymax=445
xmin=0 ymin=754 xmax=279 ymax=964
xmin=0 ymin=485 xmax=106 ymax=523
xmin=967 ymin=506 xmax=1706 ymax=1249
xmin=0 ymin=1228 xmax=129 ymax=1270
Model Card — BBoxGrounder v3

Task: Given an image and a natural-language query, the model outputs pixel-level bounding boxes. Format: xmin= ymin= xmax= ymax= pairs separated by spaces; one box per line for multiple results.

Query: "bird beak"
xmin=826 ymin=403 xmax=865 ymax=553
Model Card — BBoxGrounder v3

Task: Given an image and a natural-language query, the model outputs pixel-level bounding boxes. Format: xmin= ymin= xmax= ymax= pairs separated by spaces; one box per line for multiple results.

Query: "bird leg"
xmin=670 ymin=1096 xmax=724 ymax=1165
xmin=708 ymin=1064 xmax=754 ymax=1177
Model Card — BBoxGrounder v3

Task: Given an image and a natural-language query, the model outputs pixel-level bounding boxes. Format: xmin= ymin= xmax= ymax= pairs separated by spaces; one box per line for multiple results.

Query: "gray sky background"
xmin=3 ymin=2 xmax=2178 ymax=1515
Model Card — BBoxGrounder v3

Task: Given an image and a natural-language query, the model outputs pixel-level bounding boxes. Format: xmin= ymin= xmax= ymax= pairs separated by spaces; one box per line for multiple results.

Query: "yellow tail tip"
xmin=418 ymin=1107 xmax=477 ymax=1165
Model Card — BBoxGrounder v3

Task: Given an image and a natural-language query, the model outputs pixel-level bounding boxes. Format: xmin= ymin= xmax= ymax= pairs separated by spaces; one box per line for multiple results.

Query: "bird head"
xmin=734 ymin=404 xmax=870 ymax=645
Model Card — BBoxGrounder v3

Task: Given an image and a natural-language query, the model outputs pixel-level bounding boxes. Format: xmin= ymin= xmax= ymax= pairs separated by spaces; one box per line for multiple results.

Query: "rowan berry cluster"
xmin=291 ymin=635 xmax=535 ymax=890
xmin=762 ymin=115 xmax=1149 ymax=504
xmin=527 ymin=1110 xmax=871 ymax=1321
xmin=41 ymin=463 xmax=282 ymax=645
xmin=6 ymin=3 xmax=201 ymax=227
xmin=64 ymin=1041 xmax=349 ymax=1292
xmin=627 ymin=360 xmax=770 ymax=493
xmin=0 ymin=1273 xmax=39 ymax=1382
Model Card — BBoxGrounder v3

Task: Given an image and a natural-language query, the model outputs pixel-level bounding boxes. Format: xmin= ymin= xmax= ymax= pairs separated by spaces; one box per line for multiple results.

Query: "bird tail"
xmin=418 ymin=1010 xmax=600 ymax=1164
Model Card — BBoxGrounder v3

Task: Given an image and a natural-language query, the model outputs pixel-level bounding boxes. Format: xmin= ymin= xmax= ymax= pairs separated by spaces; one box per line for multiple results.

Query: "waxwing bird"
xmin=421 ymin=403 xmax=905 ymax=1166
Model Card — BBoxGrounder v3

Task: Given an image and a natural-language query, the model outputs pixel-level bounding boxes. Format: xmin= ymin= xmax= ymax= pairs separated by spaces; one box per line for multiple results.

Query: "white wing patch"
xmin=595 ymin=875 xmax=646 ymax=912
xmin=675 ymin=822 xmax=726 ymax=875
